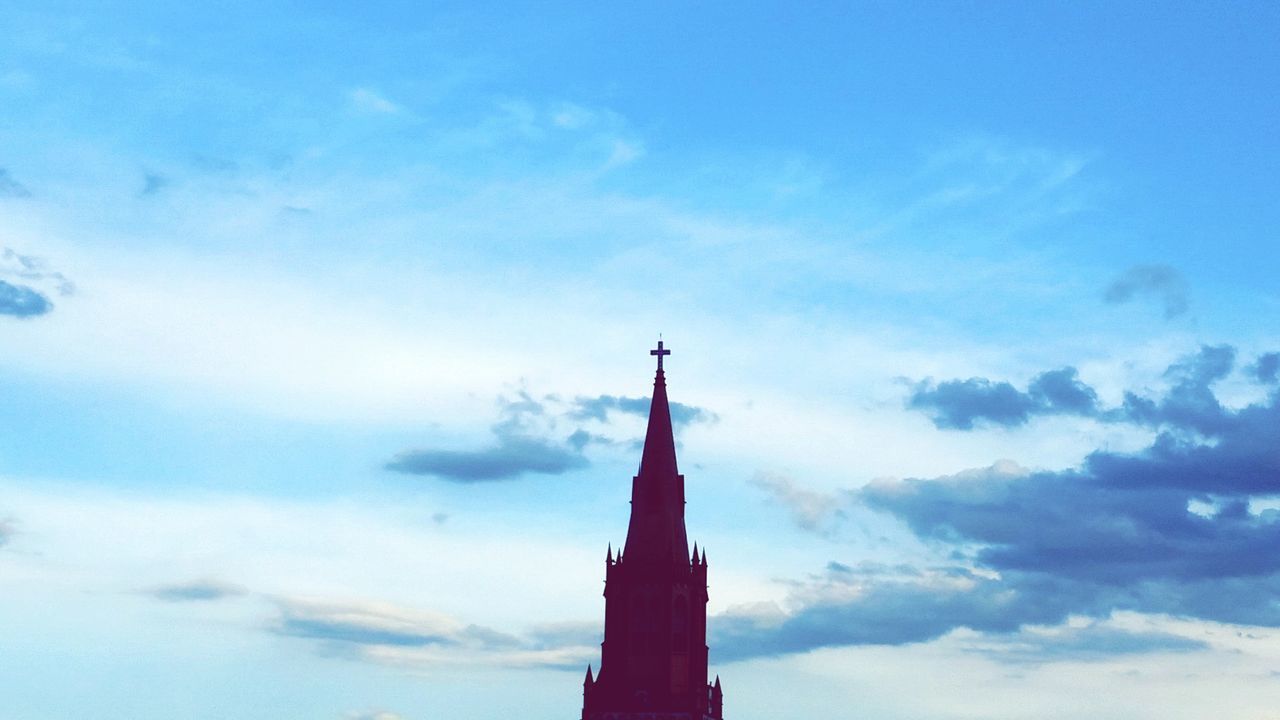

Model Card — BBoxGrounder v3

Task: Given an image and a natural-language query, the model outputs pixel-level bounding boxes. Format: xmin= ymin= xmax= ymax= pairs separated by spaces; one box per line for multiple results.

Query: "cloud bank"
xmin=718 ymin=345 xmax=1280 ymax=662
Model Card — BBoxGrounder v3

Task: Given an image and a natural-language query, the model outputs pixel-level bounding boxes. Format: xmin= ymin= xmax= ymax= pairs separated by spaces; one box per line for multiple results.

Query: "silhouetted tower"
xmin=582 ymin=341 xmax=724 ymax=720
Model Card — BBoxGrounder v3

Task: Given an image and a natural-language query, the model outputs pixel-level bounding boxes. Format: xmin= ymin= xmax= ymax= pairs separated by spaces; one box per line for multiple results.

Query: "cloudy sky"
xmin=2 ymin=3 xmax=1279 ymax=719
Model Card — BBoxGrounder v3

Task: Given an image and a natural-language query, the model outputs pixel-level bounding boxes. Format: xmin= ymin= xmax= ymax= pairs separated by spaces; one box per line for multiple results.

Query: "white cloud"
xmin=349 ymin=88 xmax=401 ymax=114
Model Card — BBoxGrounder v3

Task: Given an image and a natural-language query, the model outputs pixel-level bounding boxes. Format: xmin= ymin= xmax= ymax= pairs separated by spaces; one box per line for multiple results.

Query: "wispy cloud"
xmin=1104 ymin=264 xmax=1190 ymax=319
xmin=345 ymin=712 xmax=404 ymax=720
xmin=271 ymin=596 xmax=597 ymax=670
xmin=0 ymin=168 xmax=32 ymax=198
xmin=386 ymin=393 xmax=589 ymax=482
xmin=569 ymin=394 xmax=717 ymax=427
xmin=145 ymin=579 xmax=247 ymax=602
xmin=388 ymin=388 xmax=718 ymax=482
xmin=349 ymin=88 xmax=402 ymax=114
xmin=749 ymin=472 xmax=845 ymax=535
xmin=141 ymin=172 xmax=168 ymax=196
xmin=965 ymin=623 xmax=1207 ymax=664
xmin=273 ymin=596 xmax=498 ymax=648
xmin=1 ymin=247 xmax=75 ymax=296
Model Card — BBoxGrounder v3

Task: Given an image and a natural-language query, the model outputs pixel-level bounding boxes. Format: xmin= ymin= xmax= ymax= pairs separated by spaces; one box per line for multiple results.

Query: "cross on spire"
xmin=650 ymin=339 xmax=671 ymax=371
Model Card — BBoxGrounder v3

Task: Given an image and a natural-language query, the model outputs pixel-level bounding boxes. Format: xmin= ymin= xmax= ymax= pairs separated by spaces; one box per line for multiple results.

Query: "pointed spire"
xmin=714 ymin=675 xmax=721 ymax=689
xmin=637 ymin=349 xmax=679 ymax=481
xmin=584 ymin=664 xmax=595 ymax=685
xmin=606 ymin=542 xmax=613 ymax=563
xmin=623 ymin=339 xmax=690 ymax=566
xmin=691 ymin=541 xmax=699 ymax=565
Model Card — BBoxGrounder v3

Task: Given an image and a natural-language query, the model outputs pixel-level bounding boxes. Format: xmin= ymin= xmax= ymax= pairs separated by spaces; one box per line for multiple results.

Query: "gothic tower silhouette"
xmin=581 ymin=342 xmax=724 ymax=720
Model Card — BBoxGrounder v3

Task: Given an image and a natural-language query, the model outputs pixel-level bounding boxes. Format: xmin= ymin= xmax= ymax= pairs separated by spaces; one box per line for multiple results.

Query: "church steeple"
xmin=583 ymin=341 xmax=723 ymax=720
xmin=623 ymin=341 xmax=690 ymax=566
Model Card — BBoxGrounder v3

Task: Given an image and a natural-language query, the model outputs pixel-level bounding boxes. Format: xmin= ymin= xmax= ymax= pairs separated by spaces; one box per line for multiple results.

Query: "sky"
xmin=2 ymin=3 xmax=1279 ymax=719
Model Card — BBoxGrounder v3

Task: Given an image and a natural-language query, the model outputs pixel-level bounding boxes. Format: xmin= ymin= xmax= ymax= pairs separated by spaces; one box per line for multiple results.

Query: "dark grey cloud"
xmin=866 ymin=359 xmax=1280 ymax=631
xmin=0 ymin=168 xmax=31 ymax=198
xmin=1119 ymin=344 xmax=1235 ymax=436
xmin=146 ymin=579 xmax=247 ymax=602
xmin=0 ymin=279 xmax=52 ymax=318
xmin=1248 ymin=352 xmax=1280 ymax=385
xmin=386 ymin=392 xmax=588 ymax=482
xmin=909 ymin=345 xmax=1239 ymax=435
xmin=721 ymin=345 xmax=1280 ymax=662
xmin=386 ymin=432 xmax=587 ymax=482
xmin=908 ymin=367 xmax=1097 ymax=429
xmin=711 ymin=565 xmax=1099 ymax=661
xmin=570 ymin=394 xmax=717 ymax=427
xmin=1103 ymin=263 xmax=1190 ymax=319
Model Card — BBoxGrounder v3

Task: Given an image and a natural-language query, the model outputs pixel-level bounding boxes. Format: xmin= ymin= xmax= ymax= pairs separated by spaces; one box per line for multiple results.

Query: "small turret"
xmin=606 ymin=543 xmax=613 ymax=564
xmin=584 ymin=665 xmax=595 ymax=686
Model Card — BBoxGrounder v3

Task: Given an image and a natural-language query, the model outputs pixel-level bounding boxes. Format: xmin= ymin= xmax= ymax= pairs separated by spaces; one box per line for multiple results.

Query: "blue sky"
xmin=2 ymin=3 xmax=1280 ymax=719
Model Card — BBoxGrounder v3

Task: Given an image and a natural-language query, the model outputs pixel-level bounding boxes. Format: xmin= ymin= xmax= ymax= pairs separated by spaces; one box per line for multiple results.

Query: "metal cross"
xmin=650 ymin=339 xmax=671 ymax=371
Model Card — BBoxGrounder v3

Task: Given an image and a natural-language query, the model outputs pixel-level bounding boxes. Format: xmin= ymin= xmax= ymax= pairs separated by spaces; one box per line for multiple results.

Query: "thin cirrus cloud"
xmin=1103 ymin=263 xmax=1190 ymax=319
xmin=273 ymin=596 xmax=504 ymax=649
xmin=715 ymin=345 xmax=1280 ymax=662
xmin=961 ymin=623 xmax=1208 ymax=664
xmin=145 ymin=579 xmax=248 ymax=602
xmin=271 ymin=596 xmax=599 ymax=671
xmin=748 ymin=471 xmax=845 ymax=536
